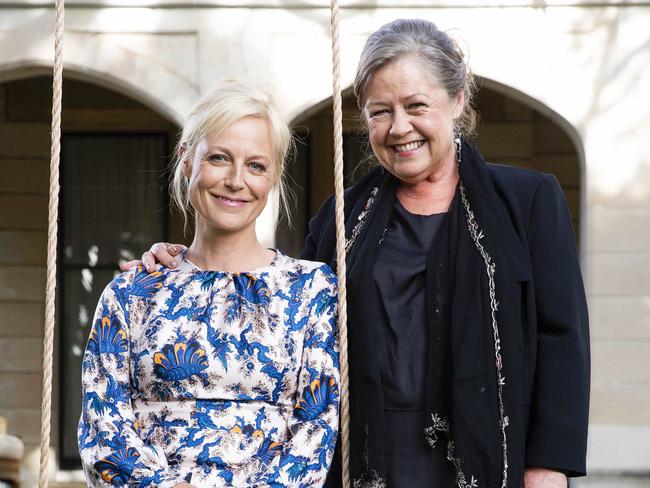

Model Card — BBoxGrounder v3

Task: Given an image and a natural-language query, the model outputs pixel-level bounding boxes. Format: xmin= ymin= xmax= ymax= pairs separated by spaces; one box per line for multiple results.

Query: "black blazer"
xmin=301 ymin=161 xmax=590 ymax=479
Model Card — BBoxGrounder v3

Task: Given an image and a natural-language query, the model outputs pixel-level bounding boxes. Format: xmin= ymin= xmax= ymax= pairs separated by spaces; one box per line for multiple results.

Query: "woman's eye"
xmin=407 ymin=103 xmax=426 ymax=111
xmin=248 ymin=161 xmax=266 ymax=172
xmin=207 ymin=153 xmax=228 ymax=163
xmin=370 ymin=109 xmax=389 ymax=118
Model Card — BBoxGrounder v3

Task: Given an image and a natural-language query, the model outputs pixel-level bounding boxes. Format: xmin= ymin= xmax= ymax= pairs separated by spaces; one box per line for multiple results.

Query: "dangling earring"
xmin=453 ymin=122 xmax=462 ymax=165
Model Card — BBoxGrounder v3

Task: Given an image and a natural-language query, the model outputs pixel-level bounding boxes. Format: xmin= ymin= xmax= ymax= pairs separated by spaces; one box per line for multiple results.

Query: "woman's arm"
xmin=300 ymin=194 xmax=335 ymax=262
xmin=258 ymin=265 xmax=340 ymax=487
xmin=78 ymin=273 xmax=183 ymax=488
xmin=525 ymin=174 xmax=590 ymax=477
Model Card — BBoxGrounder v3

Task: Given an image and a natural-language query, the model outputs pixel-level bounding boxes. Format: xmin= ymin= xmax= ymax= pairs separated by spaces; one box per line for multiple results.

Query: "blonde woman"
xmin=78 ymin=80 xmax=340 ymax=488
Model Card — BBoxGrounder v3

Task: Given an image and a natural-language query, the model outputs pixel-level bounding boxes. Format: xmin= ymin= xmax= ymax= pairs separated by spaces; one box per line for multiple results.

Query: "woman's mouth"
xmin=213 ymin=195 xmax=248 ymax=207
xmin=392 ymin=140 xmax=425 ymax=154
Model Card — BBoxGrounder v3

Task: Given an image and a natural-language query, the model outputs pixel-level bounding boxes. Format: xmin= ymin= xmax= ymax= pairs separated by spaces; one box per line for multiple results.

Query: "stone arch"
xmin=1 ymin=62 xmax=182 ymax=125
xmin=473 ymin=77 xmax=585 ymax=250
xmin=0 ymin=28 xmax=199 ymax=126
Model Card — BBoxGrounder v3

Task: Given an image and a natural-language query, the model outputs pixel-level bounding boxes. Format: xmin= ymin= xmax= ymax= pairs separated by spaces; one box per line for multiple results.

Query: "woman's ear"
xmin=180 ymin=143 xmax=192 ymax=178
xmin=453 ymin=92 xmax=465 ymax=120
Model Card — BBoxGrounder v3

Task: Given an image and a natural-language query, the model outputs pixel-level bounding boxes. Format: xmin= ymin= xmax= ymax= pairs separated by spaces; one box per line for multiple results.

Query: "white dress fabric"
xmin=78 ymin=251 xmax=339 ymax=487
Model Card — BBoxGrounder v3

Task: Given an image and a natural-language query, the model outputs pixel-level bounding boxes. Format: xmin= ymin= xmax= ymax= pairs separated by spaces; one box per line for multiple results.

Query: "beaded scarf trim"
xmin=353 ymin=471 xmax=386 ymax=488
xmin=459 ymin=181 xmax=509 ymax=488
xmin=345 ymin=187 xmax=379 ymax=255
xmin=424 ymin=137 xmax=510 ymax=488
xmin=424 ymin=412 xmax=478 ymax=488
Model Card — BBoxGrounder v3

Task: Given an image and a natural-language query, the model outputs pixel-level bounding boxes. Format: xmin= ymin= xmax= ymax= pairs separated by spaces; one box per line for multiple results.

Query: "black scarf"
xmin=334 ymin=140 xmax=528 ymax=488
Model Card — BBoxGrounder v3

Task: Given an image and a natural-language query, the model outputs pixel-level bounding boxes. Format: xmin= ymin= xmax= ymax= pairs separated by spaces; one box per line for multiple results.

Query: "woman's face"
xmin=363 ymin=56 xmax=464 ymax=184
xmin=185 ymin=116 xmax=277 ymax=236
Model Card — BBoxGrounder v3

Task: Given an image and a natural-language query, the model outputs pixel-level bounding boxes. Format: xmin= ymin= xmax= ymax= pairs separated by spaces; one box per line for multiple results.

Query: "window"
xmin=59 ymin=133 xmax=169 ymax=468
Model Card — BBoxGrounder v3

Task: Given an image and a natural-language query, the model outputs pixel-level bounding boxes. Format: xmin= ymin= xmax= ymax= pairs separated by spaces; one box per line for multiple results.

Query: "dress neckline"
xmin=172 ymin=249 xmax=282 ymax=275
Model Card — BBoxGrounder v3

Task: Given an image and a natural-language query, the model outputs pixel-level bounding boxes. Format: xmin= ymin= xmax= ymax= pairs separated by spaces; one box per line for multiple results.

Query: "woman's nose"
xmin=389 ymin=108 xmax=412 ymax=137
xmin=225 ymin=165 xmax=245 ymax=190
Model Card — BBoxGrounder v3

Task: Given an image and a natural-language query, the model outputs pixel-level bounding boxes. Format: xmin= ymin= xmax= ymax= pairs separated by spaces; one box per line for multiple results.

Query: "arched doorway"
xmin=278 ymin=81 xmax=582 ymax=257
xmin=0 ymin=74 xmax=181 ymax=482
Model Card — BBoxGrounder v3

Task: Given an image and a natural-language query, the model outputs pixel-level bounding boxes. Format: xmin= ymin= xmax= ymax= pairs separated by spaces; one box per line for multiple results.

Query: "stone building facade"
xmin=0 ymin=0 xmax=648 ymax=486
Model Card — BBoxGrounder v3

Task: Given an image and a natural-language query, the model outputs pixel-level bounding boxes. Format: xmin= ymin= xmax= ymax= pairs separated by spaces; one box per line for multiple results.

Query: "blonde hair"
xmin=170 ymin=79 xmax=294 ymax=231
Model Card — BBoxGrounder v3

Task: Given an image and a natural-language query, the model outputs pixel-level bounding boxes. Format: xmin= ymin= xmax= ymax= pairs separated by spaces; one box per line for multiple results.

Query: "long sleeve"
xmin=259 ymin=265 xmax=340 ymax=487
xmin=525 ymin=174 xmax=590 ymax=476
xmin=78 ymin=274 xmax=180 ymax=488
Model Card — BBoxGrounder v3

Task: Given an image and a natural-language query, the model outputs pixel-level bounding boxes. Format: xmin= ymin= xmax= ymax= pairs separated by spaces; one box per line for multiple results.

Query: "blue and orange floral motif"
xmin=153 ymin=339 xmax=209 ymax=383
xmin=294 ymin=376 xmax=339 ymax=421
xmin=131 ymin=267 xmax=165 ymax=298
xmin=257 ymin=437 xmax=283 ymax=464
xmin=94 ymin=447 xmax=140 ymax=486
xmin=311 ymin=287 xmax=336 ymax=317
xmin=234 ymin=273 xmax=271 ymax=306
xmin=277 ymin=268 xmax=319 ymax=331
xmin=88 ymin=312 xmax=128 ymax=358
xmin=199 ymin=271 xmax=224 ymax=291
xmin=280 ymin=454 xmax=319 ymax=482
xmin=230 ymin=324 xmax=271 ymax=363
xmin=225 ymin=274 xmax=272 ymax=322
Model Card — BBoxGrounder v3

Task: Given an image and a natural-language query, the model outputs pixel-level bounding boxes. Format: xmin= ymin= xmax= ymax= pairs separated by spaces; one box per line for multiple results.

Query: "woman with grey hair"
xmin=127 ymin=19 xmax=589 ymax=488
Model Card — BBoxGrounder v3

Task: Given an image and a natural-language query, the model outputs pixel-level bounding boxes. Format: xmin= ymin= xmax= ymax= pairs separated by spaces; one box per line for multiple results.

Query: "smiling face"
xmin=184 ymin=116 xmax=276 ymax=237
xmin=363 ymin=56 xmax=464 ymax=184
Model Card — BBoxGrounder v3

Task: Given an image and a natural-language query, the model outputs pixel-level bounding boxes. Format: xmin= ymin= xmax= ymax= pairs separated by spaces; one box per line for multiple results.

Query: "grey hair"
xmin=170 ymin=78 xmax=294 ymax=232
xmin=354 ymin=18 xmax=477 ymax=135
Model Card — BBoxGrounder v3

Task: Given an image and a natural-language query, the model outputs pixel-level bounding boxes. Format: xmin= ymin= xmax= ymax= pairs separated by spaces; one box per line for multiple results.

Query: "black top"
xmin=372 ymin=201 xmax=455 ymax=487
xmin=372 ymin=200 xmax=445 ymax=410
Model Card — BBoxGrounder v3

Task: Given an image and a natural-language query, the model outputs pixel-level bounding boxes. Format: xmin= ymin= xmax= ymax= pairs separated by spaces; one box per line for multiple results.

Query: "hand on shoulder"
xmin=119 ymin=242 xmax=187 ymax=272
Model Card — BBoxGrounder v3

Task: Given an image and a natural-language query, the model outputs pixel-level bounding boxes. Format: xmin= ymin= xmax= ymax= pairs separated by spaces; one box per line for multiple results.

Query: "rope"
xmin=40 ymin=0 xmax=64 ymax=485
xmin=328 ymin=2 xmax=351 ymax=487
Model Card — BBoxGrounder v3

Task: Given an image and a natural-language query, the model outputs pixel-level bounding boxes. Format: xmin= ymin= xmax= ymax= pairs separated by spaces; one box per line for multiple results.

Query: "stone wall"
xmin=0 ymin=83 xmax=50 ymax=486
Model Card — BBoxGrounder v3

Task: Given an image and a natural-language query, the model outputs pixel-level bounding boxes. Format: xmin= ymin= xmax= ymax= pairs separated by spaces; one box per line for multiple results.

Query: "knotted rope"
xmin=40 ymin=0 xmax=64 ymax=485
xmin=328 ymin=1 xmax=351 ymax=486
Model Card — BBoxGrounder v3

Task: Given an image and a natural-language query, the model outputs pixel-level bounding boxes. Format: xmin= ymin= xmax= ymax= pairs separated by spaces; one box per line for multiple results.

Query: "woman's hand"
xmin=119 ymin=242 xmax=187 ymax=272
xmin=524 ymin=468 xmax=567 ymax=488
xmin=172 ymin=483 xmax=197 ymax=488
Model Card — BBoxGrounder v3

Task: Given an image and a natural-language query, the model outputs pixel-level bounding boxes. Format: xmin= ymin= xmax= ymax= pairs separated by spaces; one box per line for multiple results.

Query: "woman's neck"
xmin=187 ymin=224 xmax=274 ymax=272
xmin=397 ymin=158 xmax=459 ymax=215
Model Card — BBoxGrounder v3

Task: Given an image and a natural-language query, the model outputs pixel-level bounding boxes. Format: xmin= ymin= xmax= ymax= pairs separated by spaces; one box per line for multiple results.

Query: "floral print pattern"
xmin=78 ymin=251 xmax=339 ymax=487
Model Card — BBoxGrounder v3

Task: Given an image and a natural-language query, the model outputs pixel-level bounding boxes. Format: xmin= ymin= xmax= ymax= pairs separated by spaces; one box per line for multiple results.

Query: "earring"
xmin=453 ymin=122 xmax=461 ymax=144
xmin=453 ymin=122 xmax=462 ymax=164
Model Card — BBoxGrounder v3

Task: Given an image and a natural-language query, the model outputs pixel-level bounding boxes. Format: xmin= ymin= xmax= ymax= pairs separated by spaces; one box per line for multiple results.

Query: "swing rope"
xmin=40 ymin=0 xmax=64 ymax=485
xmin=328 ymin=1 xmax=351 ymax=486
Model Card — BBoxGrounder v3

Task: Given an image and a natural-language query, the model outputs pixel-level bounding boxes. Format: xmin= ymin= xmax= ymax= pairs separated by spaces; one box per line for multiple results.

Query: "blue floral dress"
xmin=78 ymin=251 xmax=339 ymax=487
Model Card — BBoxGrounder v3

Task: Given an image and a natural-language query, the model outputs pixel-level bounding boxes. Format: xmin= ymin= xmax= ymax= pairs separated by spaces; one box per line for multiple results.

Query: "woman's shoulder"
xmin=275 ymin=252 xmax=337 ymax=283
xmin=486 ymin=163 xmax=563 ymax=205
xmin=100 ymin=264 xmax=180 ymax=303
xmin=313 ymin=166 xmax=385 ymax=217
xmin=486 ymin=162 xmax=550 ymax=188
